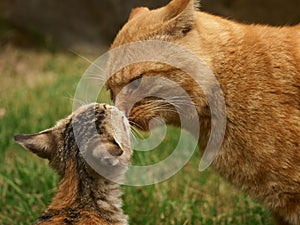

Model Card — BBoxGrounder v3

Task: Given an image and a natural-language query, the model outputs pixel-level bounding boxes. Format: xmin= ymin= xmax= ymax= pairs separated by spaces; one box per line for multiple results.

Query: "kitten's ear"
xmin=85 ymin=138 xmax=128 ymax=181
xmin=88 ymin=139 xmax=124 ymax=167
xmin=14 ymin=131 xmax=55 ymax=159
xmin=161 ymin=0 xmax=199 ymax=37
xmin=128 ymin=7 xmax=150 ymax=21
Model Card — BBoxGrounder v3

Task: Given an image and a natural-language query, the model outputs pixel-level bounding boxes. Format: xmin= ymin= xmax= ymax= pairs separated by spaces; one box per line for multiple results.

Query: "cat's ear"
xmin=14 ymin=131 xmax=55 ymax=159
xmin=161 ymin=0 xmax=199 ymax=37
xmin=128 ymin=7 xmax=150 ymax=21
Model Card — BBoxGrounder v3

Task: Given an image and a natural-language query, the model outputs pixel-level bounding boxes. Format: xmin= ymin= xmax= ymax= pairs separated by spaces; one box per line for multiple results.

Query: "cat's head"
xmin=111 ymin=0 xmax=199 ymax=47
xmin=106 ymin=0 xmax=210 ymax=131
xmin=14 ymin=103 xmax=132 ymax=180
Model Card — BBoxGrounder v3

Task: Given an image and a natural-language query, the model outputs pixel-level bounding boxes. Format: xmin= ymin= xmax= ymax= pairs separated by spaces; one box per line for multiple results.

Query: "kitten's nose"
xmin=122 ymin=107 xmax=130 ymax=118
xmin=124 ymin=109 xmax=129 ymax=118
xmin=115 ymin=100 xmax=129 ymax=118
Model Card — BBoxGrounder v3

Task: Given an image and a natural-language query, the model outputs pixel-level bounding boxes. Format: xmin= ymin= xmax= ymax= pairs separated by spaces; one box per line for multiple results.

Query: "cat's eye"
xmin=109 ymin=89 xmax=115 ymax=103
xmin=128 ymin=75 xmax=143 ymax=91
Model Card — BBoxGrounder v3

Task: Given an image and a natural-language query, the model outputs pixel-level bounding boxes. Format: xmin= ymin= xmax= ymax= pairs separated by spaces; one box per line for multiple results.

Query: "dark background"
xmin=1 ymin=0 xmax=300 ymax=52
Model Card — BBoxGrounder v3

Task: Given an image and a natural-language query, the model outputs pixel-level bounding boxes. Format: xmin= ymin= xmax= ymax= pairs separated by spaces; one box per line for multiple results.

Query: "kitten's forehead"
xmin=54 ymin=103 xmax=129 ymax=130
xmin=71 ymin=103 xmax=130 ymax=139
xmin=75 ymin=103 xmax=106 ymax=115
xmin=107 ymin=106 xmax=131 ymax=149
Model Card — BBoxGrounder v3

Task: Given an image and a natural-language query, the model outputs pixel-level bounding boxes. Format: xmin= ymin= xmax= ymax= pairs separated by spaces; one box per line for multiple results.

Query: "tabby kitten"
xmin=14 ymin=103 xmax=131 ymax=225
xmin=106 ymin=0 xmax=300 ymax=224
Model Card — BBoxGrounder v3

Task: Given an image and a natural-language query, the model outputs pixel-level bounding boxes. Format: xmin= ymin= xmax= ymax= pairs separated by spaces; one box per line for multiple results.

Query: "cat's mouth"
xmin=129 ymin=117 xmax=151 ymax=131
xmin=128 ymin=106 xmax=178 ymax=132
xmin=115 ymin=94 xmax=180 ymax=131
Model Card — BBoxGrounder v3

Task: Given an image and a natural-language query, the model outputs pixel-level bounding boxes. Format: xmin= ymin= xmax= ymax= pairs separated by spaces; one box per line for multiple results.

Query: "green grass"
xmin=0 ymin=46 xmax=273 ymax=225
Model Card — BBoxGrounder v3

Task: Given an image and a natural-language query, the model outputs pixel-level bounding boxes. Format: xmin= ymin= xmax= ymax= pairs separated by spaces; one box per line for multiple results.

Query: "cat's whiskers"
xmin=70 ymin=50 xmax=106 ymax=76
xmin=131 ymin=126 xmax=146 ymax=140
xmin=128 ymin=119 xmax=144 ymax=130
xmin=149 ymin=97 xmax=195 ymax=107
xmin=165 ymin=97 xmax=197 ymax=110
xmin=129 ymin=129 xmax=138 ymax=143
xmin=129 ymin=122 xmax=146 ymax=138
xmin=82 ymin=75 xmax=106 ymax=82
xmin=65 ymin=96 xmax=89 ymax=107
xmin=82 ymin=70 xmax=109 ymax=81
xmin=144 ymin=100 xmax=180 ymax=114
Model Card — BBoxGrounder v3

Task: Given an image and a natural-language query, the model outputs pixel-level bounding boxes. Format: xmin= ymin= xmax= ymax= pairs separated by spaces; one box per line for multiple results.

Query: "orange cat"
xmin=106 ymin=0 xmax=300 ymax=224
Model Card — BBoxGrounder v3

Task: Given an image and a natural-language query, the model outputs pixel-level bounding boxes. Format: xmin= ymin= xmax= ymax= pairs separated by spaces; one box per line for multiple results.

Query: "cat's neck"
xmin=191 ymin=12 xmax=300 ymax=170
xmin=46 ymin=161 xmax=127 ymax=224
xmin=193 ymin=12 xmax=244 ymax=70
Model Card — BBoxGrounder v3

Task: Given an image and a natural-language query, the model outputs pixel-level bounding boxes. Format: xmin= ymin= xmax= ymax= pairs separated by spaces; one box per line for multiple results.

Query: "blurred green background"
xmin=0 ymin=0 xmax=299 ymax=51
xmin=0 ymin=1 xmax=299 ymax=224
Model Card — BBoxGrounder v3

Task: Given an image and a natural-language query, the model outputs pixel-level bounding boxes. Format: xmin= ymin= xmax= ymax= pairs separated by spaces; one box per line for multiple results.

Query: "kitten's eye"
xmin=128 ymin=75 xmax=143 ymax=91
xmin=111 ymin=139 xmax=119 ymax=147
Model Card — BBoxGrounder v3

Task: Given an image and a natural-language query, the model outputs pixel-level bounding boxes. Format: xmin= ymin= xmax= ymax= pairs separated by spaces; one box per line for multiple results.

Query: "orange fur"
xmin=107 ymin=0 xmax=300 ymax=224
xmin=128 ymin=7 xmax=149 ymax=21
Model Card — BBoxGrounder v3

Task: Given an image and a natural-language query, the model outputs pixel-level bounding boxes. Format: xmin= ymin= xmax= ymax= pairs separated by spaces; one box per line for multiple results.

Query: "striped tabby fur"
xmin=15 ymin=103 xmax=131 ymax=225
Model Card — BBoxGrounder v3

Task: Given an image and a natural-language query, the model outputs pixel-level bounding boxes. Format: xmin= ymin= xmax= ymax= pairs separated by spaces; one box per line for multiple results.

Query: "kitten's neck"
xmin=47 ymin=162 xmax=127 ymax=224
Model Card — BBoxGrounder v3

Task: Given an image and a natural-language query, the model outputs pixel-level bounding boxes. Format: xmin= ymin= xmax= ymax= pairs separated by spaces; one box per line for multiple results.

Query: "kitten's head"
xmin=14 ymin=103 xmax=132 ymax=180
xmin=106 ymin=0 xmax=209 ymax=131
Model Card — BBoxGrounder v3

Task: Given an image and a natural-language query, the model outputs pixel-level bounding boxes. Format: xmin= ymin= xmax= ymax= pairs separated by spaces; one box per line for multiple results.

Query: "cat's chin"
xmin=130 ymin=117 xmax=172 ymax=133
xmin=130 ymin=119 xmax=151 ymax=131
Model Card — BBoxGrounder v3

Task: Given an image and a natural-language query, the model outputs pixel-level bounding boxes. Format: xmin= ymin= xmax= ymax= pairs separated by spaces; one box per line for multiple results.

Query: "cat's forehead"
xmin=107 ymin=64 xmax=143 ymax=87
xmin=111 ymin=8 xmax=164 ymax=47
xmin=107 ymin=62 xmax=167 ymax=88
